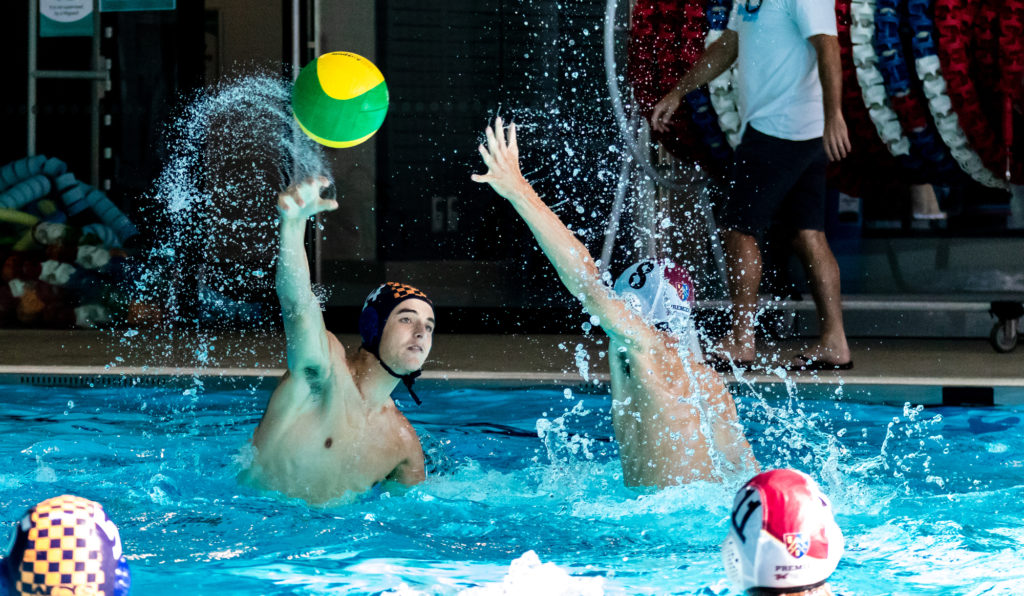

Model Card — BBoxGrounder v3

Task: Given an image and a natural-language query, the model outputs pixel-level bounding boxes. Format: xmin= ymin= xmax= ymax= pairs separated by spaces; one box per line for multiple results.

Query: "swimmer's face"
xmin=379 ymin=299 xmax=434 ymax=373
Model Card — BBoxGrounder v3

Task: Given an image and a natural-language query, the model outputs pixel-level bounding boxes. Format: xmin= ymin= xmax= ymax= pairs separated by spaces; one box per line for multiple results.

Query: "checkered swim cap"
xmin=358 ymin=282 xmax=433 ymax=355
xmin=2 ymin=495 xmax=130 ymax=596
xmin=358 ymin=282 xmax=433 ymax=405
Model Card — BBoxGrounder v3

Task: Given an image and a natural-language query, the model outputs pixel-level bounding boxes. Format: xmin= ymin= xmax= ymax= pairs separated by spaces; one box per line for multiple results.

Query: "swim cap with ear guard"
xmin=722 ymin=469 xmax=843 ymax=593
xmin=613 ymin=260 xmax=702 ymax=360
xmin=358 ymin=282 xmax=433 ymax=405
xmin=1 ymin=495 xmax=131 ymax=596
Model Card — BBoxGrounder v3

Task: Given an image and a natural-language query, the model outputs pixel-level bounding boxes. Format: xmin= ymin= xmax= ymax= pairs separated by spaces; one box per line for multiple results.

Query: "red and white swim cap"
xmin=722 ymin=469 xmax=843 ymax=592
xmin=613 ymin=260 xmax=694 ymax=328
xmin=613 ymin=260 xmax=702 ymax=359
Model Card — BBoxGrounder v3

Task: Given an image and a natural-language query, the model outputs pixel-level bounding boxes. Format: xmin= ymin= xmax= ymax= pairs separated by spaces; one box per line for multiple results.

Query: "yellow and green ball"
xmin=291 ymin=51 xmax=389 ymax=148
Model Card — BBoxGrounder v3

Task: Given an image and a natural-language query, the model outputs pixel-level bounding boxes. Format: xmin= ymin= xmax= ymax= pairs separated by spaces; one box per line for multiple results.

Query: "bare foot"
xmin=710 ymin=334 xmax=756 ymax=363
xmin=789 ymin=342 xmax=852 ymax=369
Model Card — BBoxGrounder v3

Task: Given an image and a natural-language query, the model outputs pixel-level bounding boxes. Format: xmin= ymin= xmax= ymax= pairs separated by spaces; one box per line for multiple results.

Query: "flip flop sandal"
xmin=706 ymin=353 xmax=755 ymax=373
xmin=787 ymin=354 xmax=854 ymax=371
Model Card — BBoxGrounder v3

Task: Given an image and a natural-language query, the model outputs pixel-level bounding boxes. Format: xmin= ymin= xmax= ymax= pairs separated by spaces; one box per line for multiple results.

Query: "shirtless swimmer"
xmin=243 ymin=177 xmax=433 ymax=504
xmin=472 ymin=117 xmax=757 ymax=487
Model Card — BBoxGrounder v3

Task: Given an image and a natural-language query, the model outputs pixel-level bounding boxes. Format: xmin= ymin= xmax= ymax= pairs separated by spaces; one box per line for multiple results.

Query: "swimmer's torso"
xmin=608 ymin=335 xmax=755 ymax=488
xmin=245 ymin=335 xmax=421 ymax=504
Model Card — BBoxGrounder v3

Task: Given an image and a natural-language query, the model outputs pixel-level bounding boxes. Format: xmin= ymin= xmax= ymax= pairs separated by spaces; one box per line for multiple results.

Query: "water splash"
xmin=534 ymin=393 xmax=609 ymax=497
xmin=460 ymin=551 xmax=605 ymax=596
xmin=107 ymin=73 xmax=333 ymax=383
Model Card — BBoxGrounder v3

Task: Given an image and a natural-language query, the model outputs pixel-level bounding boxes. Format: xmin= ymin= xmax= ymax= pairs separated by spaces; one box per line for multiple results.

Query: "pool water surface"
xmin=0 ymin=381 xmax=1022 ymax=595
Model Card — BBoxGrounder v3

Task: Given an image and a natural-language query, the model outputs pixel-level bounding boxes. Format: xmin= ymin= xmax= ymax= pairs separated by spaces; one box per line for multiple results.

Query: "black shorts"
xmin=719 ymin=127 xmax=827 ymax=241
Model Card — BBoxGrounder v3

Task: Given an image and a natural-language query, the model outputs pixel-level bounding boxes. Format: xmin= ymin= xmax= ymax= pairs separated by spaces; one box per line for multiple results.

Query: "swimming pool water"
xmin=1 ymin=381 xmax=1022 ymax=595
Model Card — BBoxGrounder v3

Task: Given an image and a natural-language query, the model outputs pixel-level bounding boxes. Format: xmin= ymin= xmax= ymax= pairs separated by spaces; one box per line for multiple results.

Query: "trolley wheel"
xmin=990 ymin=322 xmax=1019 ymax=353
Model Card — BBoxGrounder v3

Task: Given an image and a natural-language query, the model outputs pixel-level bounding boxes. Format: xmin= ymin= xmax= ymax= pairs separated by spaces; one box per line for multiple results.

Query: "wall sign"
xmin=40 ymin=0 xmax=94 ymax=37
xmin=99 ymin=0 xmax=175 ymax=12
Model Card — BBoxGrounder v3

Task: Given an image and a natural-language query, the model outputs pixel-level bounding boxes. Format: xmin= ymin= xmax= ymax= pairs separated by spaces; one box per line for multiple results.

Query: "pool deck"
xmin=0 ymin=330 xmax=1021 ymax=392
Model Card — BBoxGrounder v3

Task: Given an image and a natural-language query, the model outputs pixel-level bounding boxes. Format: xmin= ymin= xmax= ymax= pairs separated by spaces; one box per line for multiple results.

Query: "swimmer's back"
xmin=608 ymin=332 xmax=755 ymax=487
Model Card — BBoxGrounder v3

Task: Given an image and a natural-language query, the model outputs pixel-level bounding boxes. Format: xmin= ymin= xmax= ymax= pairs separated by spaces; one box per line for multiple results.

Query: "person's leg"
xmin=720 ymin=229 xmax=760 ymax=362
xmin=715 ymin=128 xmax=805 ymax=363
xmin=791 ymin=229 xmax=851 ymax=365
xmin=780 ymin=143 xmax=851 ymax=367
xmin=910 ymin=183 xmax=946 ymax=220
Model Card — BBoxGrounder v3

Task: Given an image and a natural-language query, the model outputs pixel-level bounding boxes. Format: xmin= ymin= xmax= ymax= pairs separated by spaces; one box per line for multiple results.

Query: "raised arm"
xmin=650 ymin=30 xmax=738 ymax=133
xmin=276 ymin=177 xmax=339 ymax=392
xmin=808 ymin=33 xmax=851 ymax=162
xmin=472 ymin=117 xmax=656 ymax=347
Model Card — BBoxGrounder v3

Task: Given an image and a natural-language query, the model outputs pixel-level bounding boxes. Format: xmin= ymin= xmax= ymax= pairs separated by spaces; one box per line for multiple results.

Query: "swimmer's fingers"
xmin=508 ymin=123 xmax=519 ymax=158
xmin=494 ymin=116 xmax=507 ymax=148
xmin=487 ymin=128 xmax=516 ymax=172
xmin=477 ymin=142 xmax=497 ymax=171
xmin=484 ymin=125 xmax=500 ymax=159
xmin=277 ymin=193 xmax=299 ymax=214
xmin=278 ymin=183 xmax=337 ymax=218
xmin=308 ymin=194 xmax=338 ymax=214
xmin=472 ymin=143 xmax=501 ymax=186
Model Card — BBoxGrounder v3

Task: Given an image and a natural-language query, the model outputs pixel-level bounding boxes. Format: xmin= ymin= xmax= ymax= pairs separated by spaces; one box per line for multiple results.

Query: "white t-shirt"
xmin=727 ymin=0 xmax=837 ymax=141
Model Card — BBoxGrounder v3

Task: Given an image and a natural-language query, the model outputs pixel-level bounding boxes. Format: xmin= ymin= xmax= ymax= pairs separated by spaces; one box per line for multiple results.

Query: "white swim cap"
xmin=613 ymin=260 xmax=694 ymax=331
xmin=722 ymin=469 xmax=843 ymax=593
xmin=613 ymin=260 xmax=702 ymax=359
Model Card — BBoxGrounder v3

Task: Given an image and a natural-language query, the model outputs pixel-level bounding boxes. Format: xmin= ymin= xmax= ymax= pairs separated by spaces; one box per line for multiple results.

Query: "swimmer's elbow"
xmin=386 ymin=467 xmax=424 ymax=488
xmin=278 ymin=289 xmax=319 ymax=318
xmin=402 ymin=468 xmax=426 ymax=486
xmin=390 ymin=454 xmax=426 ymax=485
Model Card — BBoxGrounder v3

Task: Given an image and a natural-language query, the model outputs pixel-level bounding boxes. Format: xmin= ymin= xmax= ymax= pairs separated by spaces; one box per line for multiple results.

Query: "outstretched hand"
xmin=278 ymin=177 xmax=338 ymax=221
xmin=471 ymin=117 xmax=530 ymax=202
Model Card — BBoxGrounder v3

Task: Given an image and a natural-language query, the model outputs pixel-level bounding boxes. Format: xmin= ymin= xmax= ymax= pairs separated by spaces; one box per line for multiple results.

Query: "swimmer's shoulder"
xmin=604 ymin=315 xmax=666 ymax=356
xmin=325 ymin=330 xmax=347 ymax=366
xmin=315 ymin=330 xmax=357 ymax=382
xmin=271 ymin=332 xmax=353 ymax=403
xmin=610 ymin=329 xmax=673 ymax=361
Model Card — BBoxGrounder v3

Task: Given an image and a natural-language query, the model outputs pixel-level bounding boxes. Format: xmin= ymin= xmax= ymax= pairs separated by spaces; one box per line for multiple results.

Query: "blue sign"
xmin=100 ymin=0 xmax=175 ymax=12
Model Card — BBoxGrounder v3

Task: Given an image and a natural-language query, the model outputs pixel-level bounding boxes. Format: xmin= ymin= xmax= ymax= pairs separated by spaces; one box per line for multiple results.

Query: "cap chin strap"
xmin=364 ymin=345 xmax=422 ymax=405
xmin=747 ymin=579 xmax=828 ymax=595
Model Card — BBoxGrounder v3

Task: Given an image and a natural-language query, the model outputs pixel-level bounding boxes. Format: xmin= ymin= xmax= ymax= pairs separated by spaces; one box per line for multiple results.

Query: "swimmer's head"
xmin=722 ymin=469 xmax=843 ymax=594
xmin=359 ymin=282 xmax=434 ymax=403
xmin=2 ymin=495 xmax=131 ymax=596
xmin=613 ymin=260 xmax=695 ymax=333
